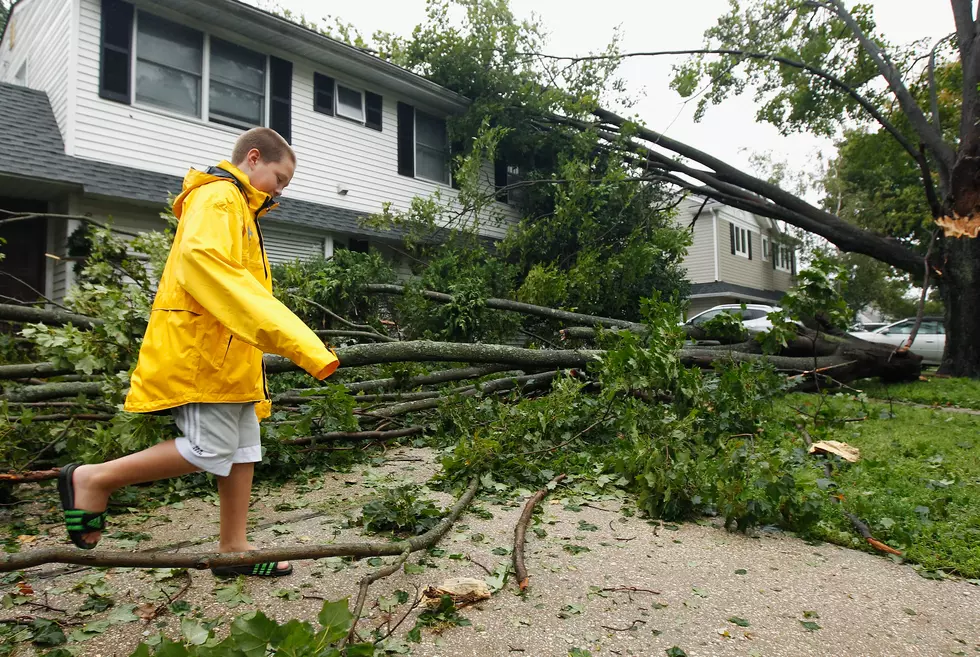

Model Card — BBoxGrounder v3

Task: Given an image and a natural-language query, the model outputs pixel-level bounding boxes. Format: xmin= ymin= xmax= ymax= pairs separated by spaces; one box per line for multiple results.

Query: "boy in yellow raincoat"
xmin=57 ymin=128 xmax=338 ymax=577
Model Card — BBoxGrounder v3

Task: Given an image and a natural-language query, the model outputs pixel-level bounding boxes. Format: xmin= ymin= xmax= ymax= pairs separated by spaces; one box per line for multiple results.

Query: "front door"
xmin=0 ymin=198 xmax=48 ymax=303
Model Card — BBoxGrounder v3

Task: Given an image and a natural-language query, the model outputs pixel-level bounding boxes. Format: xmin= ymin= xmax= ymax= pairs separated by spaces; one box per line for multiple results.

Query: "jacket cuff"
xmin=310 ymin=348 xmax=340 ymax=380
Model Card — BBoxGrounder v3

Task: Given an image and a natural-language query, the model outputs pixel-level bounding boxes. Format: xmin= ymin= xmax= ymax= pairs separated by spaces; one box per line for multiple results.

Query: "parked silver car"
xmin=684 ymin=304 xmax=781 ymax=333
xmin=848 ymin=316 xmax=946 ymax=365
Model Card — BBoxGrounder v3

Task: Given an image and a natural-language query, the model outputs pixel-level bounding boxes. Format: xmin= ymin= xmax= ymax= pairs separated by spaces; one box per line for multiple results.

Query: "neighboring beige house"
xmin=678 ymin=197 xmax=797 ymax=318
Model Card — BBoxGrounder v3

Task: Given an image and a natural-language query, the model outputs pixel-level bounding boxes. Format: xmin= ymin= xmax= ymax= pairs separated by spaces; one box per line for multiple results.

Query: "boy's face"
xmin=239 ymin=148 xmax=295 ymax=198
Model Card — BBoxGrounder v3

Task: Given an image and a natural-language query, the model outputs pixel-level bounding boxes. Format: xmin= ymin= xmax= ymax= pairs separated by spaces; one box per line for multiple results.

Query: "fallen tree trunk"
xmin=0 ymin=382 xmax=104 ymax=404
xmin=314 ymin=329 xmax=398 ymax=343
xmin=265 ymin=341 xmax=603 ymax=374
xmin=343 ymin=365 xmax=517 ymax=393
xmin=0 ymin=362 xmax=81 ymax=379
xmin=514 ymin=474 xmax=566 ymax=591
xmin=361 ymin=283 xmax=642 ymax=330
xmin=0 ymin=477 xmax=479 ymax=572
xmin=0 ymin=303 xmax=103 ymax=329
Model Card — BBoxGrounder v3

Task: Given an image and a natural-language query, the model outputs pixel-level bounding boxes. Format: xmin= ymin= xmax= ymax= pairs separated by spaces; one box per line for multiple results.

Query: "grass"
xmin=854 ymin=375 xmax=980 ymax=410
xmin=784 ymin=378 xmax=980 ymax=578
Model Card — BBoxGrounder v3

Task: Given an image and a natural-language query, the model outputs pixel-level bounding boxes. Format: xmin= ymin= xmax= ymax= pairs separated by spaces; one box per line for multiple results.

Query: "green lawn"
xmin=856 ymin=375 xmax=980 ymax=410
xmin=784 ymin=378 xmax=980 ymax=578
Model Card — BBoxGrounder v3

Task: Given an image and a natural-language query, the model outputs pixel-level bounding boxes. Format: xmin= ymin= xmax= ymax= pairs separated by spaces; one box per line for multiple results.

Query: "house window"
xmin=209 ymin=37 xmax=266 ymax=128
xmin=134 ymin=13 xmax=203 ymax=117
xmin=415 ymin=110 xmax=450 ymax=184
xmin=108 ymin=5 xmax=288 ymax=134
xmin=762 ymin=236 xmax=770 ymax=261
xmin=336 ymin=85 xmax=364 ymax=122
xmin=775 ymin=244 xmax=793 ymax=272
xmin=732 ymin=225 xmax=750 ymax=258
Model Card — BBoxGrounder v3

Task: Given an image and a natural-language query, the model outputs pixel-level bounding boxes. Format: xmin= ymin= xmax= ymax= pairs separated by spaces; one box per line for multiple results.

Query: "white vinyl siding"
xmin=71 ymin=0 xmax=516 ymax=240
xmin=262 ymin=226 xmax=327 ymax=265
xmin=674 ymin=209 xmax=716 ymax=285
xmin=0 ymin=0 xmax=73 ymax=143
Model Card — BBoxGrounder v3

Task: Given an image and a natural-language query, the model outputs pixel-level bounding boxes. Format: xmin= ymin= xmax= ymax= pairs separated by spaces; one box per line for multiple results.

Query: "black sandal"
xmin=211 ymin=562 xmax=293 ymax=578
xmin=58 ymin=463 xmax=107 ymax=550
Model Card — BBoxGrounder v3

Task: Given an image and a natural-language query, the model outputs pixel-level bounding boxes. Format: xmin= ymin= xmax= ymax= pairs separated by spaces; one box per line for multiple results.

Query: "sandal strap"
xmin=64 ymin=509 xmax=106 ymax=532
xmin=250 ymin=562 xmax=279 ymax=576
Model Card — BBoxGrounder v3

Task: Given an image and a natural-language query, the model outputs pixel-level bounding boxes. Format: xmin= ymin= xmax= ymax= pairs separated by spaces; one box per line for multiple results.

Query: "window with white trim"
xmin=129 ymin=10 xmax=269 ymax=130
xmin=732 ymin=225 xmax=750 ymax=257
xmin=335 ymin=84 xmax=364 ymax=122
xmin=775 ymin=244 xmax=794 ymax=272
xmin=415 ymin=110 xmax=450 ymax=184
xmin=762 ymin=236 xmax=770 ymax=261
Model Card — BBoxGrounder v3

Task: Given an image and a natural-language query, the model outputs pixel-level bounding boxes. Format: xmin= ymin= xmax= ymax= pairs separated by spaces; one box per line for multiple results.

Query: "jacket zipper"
xmin=256 ymin=196 xmax=274 ymax=404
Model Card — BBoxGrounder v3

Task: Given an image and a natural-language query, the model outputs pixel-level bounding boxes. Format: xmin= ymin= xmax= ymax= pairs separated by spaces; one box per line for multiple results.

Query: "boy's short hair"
xmin=231 ymin=128 xmax=295 ymax=165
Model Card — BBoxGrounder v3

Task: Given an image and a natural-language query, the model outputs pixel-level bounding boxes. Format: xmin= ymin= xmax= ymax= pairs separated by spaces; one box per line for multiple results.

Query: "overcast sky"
xmin=264 ymin=0 xmax=953 ymax=177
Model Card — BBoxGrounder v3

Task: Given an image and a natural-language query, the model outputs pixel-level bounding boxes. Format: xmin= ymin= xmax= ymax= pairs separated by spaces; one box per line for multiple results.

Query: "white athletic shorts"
xmin=172 ymin=403 xmax=262 ymax=477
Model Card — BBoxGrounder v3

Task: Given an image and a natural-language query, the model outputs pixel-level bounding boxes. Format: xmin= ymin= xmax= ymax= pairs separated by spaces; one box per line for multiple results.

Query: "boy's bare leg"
xmin=71 ymin=440 xmax=201 ymax=545
xmin=217 ymin=463 xmax=288 ymax=569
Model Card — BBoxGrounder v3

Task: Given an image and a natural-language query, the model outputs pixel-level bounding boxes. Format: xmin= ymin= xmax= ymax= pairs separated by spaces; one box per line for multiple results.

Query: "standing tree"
xmin=542 ymin=0 xmax=979 ymax=376
xmin=0 ymin=2 xmax=8 ymax=35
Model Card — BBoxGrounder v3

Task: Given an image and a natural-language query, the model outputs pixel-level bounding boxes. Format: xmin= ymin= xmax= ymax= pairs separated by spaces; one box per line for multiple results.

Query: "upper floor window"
xmin=730 ymin=224 xmax=751 ymax=259
xmin=313 ymin=73 xmax=383 ymax=131
xmin=415 ymin=110 xmax=450 ymax=184
xmin=209 ymin=38 xmax=266 ymax=128
xmin=99 ymin=1 xmax=292 ymax=142
xmin=762 ymin=236 xmax=771 ymax=261
xmin=398 ymin=102 xmax=450 ymax=185
xmin=774 ymin=244 xmax=794 ymax=272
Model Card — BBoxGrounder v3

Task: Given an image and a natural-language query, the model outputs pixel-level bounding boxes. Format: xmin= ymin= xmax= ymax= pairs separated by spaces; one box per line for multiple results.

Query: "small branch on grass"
xmin=283 ymin=426 xmax=424 ymax=447
xmin=342 ymin=549 xmax=412 ymax=649
xmin=601 ymin=619 xmax=646 ymax=632
xmin=0 ymin=468 xmax=60 ymax=484
xmin=1 ymin=477 xmax=480 ymax=572
xmin=373 ymin=584 xmax=423 ymax=646
xmin=601 ymin=586 xmax=661 ymax=595
xmin=514 ymin=474 xmax=567 ymax=591
xmin=145 ymin=570 xmax=193 ymax=624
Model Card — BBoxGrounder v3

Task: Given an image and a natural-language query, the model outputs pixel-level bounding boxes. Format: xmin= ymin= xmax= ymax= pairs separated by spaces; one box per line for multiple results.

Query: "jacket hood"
xmin=173 ymin=161 xmax=277 ymax=220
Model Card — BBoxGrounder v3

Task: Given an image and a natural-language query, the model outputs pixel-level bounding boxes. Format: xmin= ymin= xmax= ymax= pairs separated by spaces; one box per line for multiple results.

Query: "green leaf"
xmin=128 ymin=644 xmax=152 ymax=657
xmin=346 ymin=644 xmax=376 ymax=657
xmin=317 ymin=598 xmax=353 ymax=643
xmin=803 ymin=610 xmax=820 ymax=619
xmin=563 ymin=545 xmax=590 ymax=555
xmin=532 ymin=527 xmax=547 ymax=539
xmin=180 ymin=619 xmax=210 ymax=646
xmin=107 ymin=604 xmax=140 ymax=625
xmin=728 ymin=616 xmax=750 ymax=627
xmin=153 ymin=639 xmax=191 ymax=657
xmin=230 ymin=611 xmax=278 ymax=657
xmin=569 ymin=649 xmax=593 ymax=657
xmin=271 ymin=619 xmax=316 ymax=653
xmin=68 ymin=620 xmax=112 ymax=642
xmin=577 ymin=521 xmax=599 ymax=531
xmin=367 ymin=557 xmax=384 ymax=567
xmin=395 ymin=590 xmax=410 ymax=604
xmin=692 ymin=586 xmax=708 ymax=598
xmin=800 ymin=620 xmax=821 ymax=631
xmin=31 ymin=618 xmax=66 ymax=647
xmin=666 ymin=648 xmax=688 ymax=657
xmin=491 ymin=547 xmax=510 ymax=556
xmin=734 ymin=569 xmax=748 ymax=575
xmin=274 ymin=588 xmax=300 ymax=601
xmin=404 ymin=563 xmax=425 ymax=575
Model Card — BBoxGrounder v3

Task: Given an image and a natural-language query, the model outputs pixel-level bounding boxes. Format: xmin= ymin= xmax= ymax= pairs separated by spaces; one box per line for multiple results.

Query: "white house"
xmin=0 ymin=0 xmax=516 ymax=303
xmin=677 ymin=197 xmax=798 ymax=317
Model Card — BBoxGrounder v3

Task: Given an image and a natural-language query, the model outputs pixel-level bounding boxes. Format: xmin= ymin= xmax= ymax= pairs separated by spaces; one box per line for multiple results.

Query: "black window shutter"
xmin=313 ymin=73 xmax=334 ymax=115
xmin=365 ymin=92 xmax=383 ymax=131
xmin=99 ymin=0 xmax=133 ymax=104
xmin=729 ymin=223 xmax=736 ymax=255
xmin=747 ymin=232 xmax=753 ymax=260
xmin=397 ymin=102 xmax=415 ymax=177
xmin=791 ymin=251 xmax=797 ymax=275
xmin=269 ymin=57 xmax=292 ymax=144
xmin=773 ymin=245 xmax=778 ymax=269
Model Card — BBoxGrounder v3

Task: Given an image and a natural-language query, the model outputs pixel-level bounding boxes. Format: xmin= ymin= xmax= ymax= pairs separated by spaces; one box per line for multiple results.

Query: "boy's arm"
xmin=173 ymin=190 xmax=338 ymax=380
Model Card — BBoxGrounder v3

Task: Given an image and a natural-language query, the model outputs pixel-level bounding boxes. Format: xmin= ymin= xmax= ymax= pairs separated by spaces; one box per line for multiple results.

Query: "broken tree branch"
xmin=0 ymin=477 xmax=479 ymax=572
xmin=0 ymin=303 xmax=103 ymax=329
xmin=284 ymin=426 xmax=424 ymax=447
xmin=514 ymin=473 xmax=567 ymax=591
xmin=360 ymin=283 xmax=642 ymax=330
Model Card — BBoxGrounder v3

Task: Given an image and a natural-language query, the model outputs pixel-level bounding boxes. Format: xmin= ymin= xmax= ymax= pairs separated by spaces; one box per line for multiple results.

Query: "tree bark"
xmin=0 ymin=478 xmax=480 ymax=572
xmin=0 ymin=304 xmax=103 ymax=329
xmin=360 ymin=283 xmax=642 ymax=330
xmin=343 ymin=365 xmax=516 ymax=393
xmin=0 ymin=362 xmax=77 ymax=379
xmin=514 ymin=474 xmax=567 ymax=591
xmin=284 ymin=427 xmax=424 ymax=447
xmin=939 ymin=238 xmax=980 ymax=377
xmin=0 ymin=382 xmax=103 ymax=403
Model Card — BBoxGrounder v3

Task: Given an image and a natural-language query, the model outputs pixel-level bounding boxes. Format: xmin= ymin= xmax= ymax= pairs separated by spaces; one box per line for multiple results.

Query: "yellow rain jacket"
xmin=124 ymin=162 xmax=339 ymax=420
